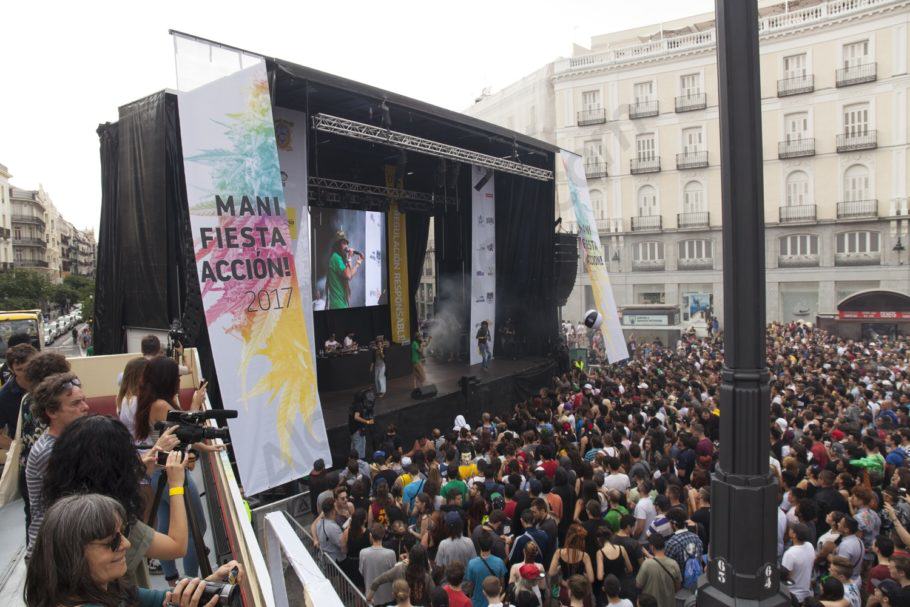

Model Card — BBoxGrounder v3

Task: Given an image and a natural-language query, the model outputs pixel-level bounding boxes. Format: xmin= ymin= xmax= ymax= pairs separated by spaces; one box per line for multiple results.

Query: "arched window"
xmin=785 ymin=170 xmax=810 ymax=206
xmin=843 ymin=164 xmax=870 ymax=202
xmin=638 ymin=185 xmax=658 ymax=217
xmin=682 ymin=181 xmax=704 ymax=213
xmin=589 ymin=189 xmax=606 ymax=220
xmin=678 ymin=239 xmax=712 ymax=260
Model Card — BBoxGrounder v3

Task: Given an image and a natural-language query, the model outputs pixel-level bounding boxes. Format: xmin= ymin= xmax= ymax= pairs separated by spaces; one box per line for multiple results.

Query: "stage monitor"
xmin=311 ymin=208 xmax=387 ymax=310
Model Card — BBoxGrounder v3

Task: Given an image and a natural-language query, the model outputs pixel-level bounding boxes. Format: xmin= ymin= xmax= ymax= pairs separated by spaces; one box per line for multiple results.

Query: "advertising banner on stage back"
xmin=179 ymin=64 xmax=330 ymax=495
xmin=470 ymin=166 xmax=496 ymax=366
xmin=386 ymin=166 xmax=411 ymax=344
xmin=560 ymin=150 xmax=629 ymax=363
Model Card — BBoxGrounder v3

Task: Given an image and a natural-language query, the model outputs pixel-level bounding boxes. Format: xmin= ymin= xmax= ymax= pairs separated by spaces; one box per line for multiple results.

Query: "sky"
xmin=0 ymin=0 xmax=714 ymax=232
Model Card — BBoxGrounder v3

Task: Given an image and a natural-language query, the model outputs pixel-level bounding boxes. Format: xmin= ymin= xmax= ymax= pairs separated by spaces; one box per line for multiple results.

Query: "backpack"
xmin=683 ymin=553 xmax=704 ymax=590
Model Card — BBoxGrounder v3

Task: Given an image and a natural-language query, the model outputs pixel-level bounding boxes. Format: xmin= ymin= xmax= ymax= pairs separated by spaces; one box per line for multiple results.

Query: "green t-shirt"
xmin=326 ymin=251 xmax=348 ymax=309
xmin=411 ymin=339 xmax=422 ymax=364
xmin=604 ymin=505 xmax=629 ymax=532
xmin=441 ymin=479 xmax=468 ymax=502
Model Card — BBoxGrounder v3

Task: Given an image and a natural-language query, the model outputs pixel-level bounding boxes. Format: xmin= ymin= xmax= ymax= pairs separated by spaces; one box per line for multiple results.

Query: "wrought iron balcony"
xmin=11 ymin=214 xmax=45 ymax=228
xmin=631 ymin=215 xmax=662 ymax=232
xmin=595 ymin=218 xmax=623 ymax=233
xmin=675 ymin=92 xmax=707 ymax=112
xmin=630 ymin=157 xmax=661 ymax=175
xmin=584 ymin=162 xmax=608 ymax=179
xmin=837 ymin=131 xmax=877 ymax=152
xmin=676 ymin=151 xmax=708 ymax=170
xmin=677 ymin=211 xmax=710 ymax=229
xmin=779 ymin=204 xmax=817 ymax=223
xmin=836 ymin=62 xmax=877 ymax=87
xmin=629 ymin=100 xmax=659 ymax=119
xmin=836 ymin=199 xmax=878 ymax=219
xmin=778 ymin=138 xmax=815 ymax=159
xmin=15 ymin=237 xmax=47 ymax=248
xmin=577 ymin=108 xmax=606 ymax=126
xmin=777 ymin=74 xmax=815 ymax=97
xmin=678 ymin=257 xmax=713 ymax=271
xmin=14 ymin=259 xmax=48 ymax=268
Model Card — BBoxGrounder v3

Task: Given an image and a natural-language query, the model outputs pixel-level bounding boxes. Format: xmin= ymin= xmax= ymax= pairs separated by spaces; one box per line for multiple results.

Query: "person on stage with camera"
xmin=43 ymin=415 xmax=191 ymax=587
xmin=25 ymin=492 xmax=244 ymax=607
xmin=349 ymin=387 xmax=376 ymax=460
xmin=132 ymin=357 xmax=222 ymax=585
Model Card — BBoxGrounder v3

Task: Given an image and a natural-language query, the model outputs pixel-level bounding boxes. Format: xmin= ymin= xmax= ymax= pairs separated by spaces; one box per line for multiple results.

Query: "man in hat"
xmin=326 ymin=230 xmax=363 ymax=309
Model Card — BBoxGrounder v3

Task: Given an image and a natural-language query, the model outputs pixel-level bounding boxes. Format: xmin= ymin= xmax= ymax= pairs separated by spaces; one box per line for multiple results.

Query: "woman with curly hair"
xmin=549 ymin=523 xmax=594 ymax=605
xmin=42 ymin=415 xmax=188 ymax=588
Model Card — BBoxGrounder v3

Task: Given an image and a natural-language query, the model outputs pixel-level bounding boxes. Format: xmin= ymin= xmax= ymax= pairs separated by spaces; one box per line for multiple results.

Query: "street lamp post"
xmin=697 ymin=2 xmax=789 ymax=606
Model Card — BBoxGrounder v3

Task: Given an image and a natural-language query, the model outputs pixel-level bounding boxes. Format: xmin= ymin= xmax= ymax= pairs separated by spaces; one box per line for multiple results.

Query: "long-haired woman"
xmin=367 ymin=543 xmax=435 ymax=605
xmin=42 ymin=416 xmax=191 ymax=588
xmin=116 ymin=357 xmax=148 ymax=443
xmin=549 ymin=523 xmax=594 ymax=605
xmin=131 ymin=356 xmax=218 ymax=584
xmin=25 ymin=493 xmax=242 ymax=607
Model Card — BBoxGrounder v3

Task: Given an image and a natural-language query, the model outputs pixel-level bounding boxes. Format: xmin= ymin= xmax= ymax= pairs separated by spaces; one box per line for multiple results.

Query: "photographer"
xmin=43 ymin=415 xmax=187 ymax=587
xmin=349 ymin=387 xmax=376 ymax=460
xmin=132 ymin=357 xmax=220 ymax=583
xmin=25 ymin=493 xmax=243 ymax=607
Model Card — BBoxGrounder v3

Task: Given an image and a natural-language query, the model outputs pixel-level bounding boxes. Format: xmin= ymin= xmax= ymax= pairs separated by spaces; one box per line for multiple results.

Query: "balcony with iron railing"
xmin=678 ymin=257 xmax=714 ymax=271
xmin=595 ymin=217 xmax=624 ymax=233
xmin=629 ymin=100 xmax=659 ymax=119
xmin=631 ymin=215 xmax=662 ymax=232
xmin=577 ymin=107 xmax=607 ymax=126
xmin=675 ymin=92 xmax=707 ymax=113
xmin=836 ymin=62 xmax=877 ymax=87
xmin=777 ymin=74 xmax=815 ymax=96
xmin=837 ymin=130 xmax=877 ymax=152
xmin=677 ymin=211 xmax=710 ymax=229
xmin=584 ymin=162 xmax=608 ymax=179
xmin=778 ymin=138 xmax=816 ymax=159
xmin=779 ymin=204 xmax=817 ymax=223
xmin=11 ymin=214 xmax=45 ymax=228
xmin=676 ymin=150 xmax=708 ymax=170
xmin=15 ymin=237 xmax=47 ymax=248
xmin=630 ymin=157 xmax=661 ymax=175
xmin=837 ymin=199 xmax=877 ymax=219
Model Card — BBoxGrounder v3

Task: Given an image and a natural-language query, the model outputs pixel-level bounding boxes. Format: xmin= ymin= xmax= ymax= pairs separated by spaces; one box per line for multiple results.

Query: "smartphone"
xmin=900 ymin=488 xmax=907 ymax=496
xmin=156 ymin=450 xmax=171 ymax=466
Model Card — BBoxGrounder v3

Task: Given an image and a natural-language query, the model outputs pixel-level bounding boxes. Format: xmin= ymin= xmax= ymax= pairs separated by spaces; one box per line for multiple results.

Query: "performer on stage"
xmin=324 ymin=333 xmax=340 ymax=353
xmin=371 ymin=336 xmax=389 ymax=397
xmin=411 ymin=334 xmax=428 ymax=390
xmin=326 ymin=230 xmax=364 ymax=309
xmin=475 ymin=320 xmax=492 ymax=370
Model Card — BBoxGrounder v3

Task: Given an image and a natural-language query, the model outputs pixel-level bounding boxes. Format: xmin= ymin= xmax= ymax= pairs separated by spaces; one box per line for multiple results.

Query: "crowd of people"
xmin=0 ymin=334 xmax=239 ymax=607
xmin=313 ymin=321 xmax=910 ymax=607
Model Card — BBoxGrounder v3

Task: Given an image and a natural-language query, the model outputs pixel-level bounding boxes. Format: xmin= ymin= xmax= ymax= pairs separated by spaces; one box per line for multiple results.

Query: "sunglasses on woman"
xmin=93 ymin=524 xmax=130 ymax=552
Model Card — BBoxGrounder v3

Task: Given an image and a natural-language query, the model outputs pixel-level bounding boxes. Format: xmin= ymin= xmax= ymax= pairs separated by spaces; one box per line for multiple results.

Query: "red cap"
xmin=831 ymin=429 xmax=845 ymax=441
xmin=519 ymin=563 xmax=545 ymax=580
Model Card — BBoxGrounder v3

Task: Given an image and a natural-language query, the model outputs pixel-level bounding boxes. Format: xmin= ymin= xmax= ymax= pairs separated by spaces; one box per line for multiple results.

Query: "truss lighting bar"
xmin=308 ymin=177 xmax=454 ymax=206
xmin=312 ymin=114 xmax=554 ymax=182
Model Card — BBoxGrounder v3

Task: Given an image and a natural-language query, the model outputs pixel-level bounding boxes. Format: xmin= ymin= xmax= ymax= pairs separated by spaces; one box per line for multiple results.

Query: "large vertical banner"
xmin=470 ymin=166 xmax=496 ymax=366
xmin=386 ymin=166 xmax=410 ymax=344
xmin=179 ymin=65 xmax=331 ymax=495
xmin=560 ymin=151 xmax=629 ymax=363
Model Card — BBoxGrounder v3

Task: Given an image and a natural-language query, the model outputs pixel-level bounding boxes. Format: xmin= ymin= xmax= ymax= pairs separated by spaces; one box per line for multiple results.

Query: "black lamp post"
xmin=894 ymin=237 xmax=905 ymax=265
xmin=697 ymin=2 xmax=789 ymax=606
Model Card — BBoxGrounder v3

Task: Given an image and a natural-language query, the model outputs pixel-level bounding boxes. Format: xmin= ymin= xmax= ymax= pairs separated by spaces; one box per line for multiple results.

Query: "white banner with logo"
xmin=179 ymin=65 xmax=330 ymax=496
xmin=470 ymin=166 xmax=496 ymax=366
xmin=560 ymin=150 xmax=629 ymax=363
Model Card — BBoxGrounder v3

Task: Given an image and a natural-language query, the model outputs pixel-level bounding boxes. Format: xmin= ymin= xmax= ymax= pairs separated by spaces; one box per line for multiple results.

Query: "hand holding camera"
xmin=165 ymin=559 xmax=244 ymax=607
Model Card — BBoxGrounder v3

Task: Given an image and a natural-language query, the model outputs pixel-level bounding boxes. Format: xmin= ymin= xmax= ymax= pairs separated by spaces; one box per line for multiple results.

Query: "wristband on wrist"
xmin=169 ymin=486 xmax=185 ymax=497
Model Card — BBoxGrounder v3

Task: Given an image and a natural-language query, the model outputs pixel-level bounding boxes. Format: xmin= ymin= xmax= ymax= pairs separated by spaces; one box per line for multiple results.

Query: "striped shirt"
xmin=25 ymin=432 xmax=56 ymax=555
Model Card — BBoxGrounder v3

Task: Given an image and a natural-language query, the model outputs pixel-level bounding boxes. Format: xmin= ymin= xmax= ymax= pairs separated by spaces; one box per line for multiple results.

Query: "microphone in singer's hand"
xmin=352 ymin=250 xmax=365 ymax=258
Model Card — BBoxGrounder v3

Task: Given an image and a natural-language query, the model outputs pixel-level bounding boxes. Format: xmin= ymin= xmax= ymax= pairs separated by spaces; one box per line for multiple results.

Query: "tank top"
xmin=559 ymin=550 xmax=586 ymax=579
xmin=119 ymin=396 xmax=139 ymax=444
xmin=599 ymin=543 xmax=628 ymax=578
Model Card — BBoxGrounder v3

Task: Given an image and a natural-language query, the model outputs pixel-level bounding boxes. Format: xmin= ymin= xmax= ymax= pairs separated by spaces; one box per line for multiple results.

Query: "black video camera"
xmin=154 ymin=408 xmax=237 ymax=445
xmin=167 ymin=579 xmax=240 ymax=607
xmin=166 ymin=319 xmax=188 ymax=358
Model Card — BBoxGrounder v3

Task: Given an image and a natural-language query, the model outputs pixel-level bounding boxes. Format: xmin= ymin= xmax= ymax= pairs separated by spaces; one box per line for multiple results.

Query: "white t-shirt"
xmin=634 ymin=496 xmax=657 ymax=542
xmin=603 ymin=473 xmax=631 ymax=493
xmin=781 ymin=542 xmax=815 ymax=601
xmin=777 ymin=509 xmax=788 ymax=558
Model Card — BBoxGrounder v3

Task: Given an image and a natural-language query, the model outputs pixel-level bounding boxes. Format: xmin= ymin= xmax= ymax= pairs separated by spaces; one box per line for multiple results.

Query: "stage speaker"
xmin=553 ymin=233 xmax=578 ymax=306
xmin=411 ymin=384 xmax=438 ymax=399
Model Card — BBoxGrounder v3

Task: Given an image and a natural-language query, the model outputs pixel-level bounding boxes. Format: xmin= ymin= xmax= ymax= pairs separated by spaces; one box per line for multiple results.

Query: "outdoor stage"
xmin=321 ymin=355 xmax=555 ymax=464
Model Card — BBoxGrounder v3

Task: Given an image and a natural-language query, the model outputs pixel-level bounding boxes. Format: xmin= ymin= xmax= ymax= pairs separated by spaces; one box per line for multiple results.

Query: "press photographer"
xmin=25 ymin=493 xmax=244 ymax=607
xmin=349 ymin=386 xmax=376 ymax=460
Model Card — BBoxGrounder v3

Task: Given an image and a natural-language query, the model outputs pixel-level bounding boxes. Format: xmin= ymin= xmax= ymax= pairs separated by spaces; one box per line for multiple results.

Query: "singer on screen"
xmin=326 ymin=230 xmax=364 ymax=309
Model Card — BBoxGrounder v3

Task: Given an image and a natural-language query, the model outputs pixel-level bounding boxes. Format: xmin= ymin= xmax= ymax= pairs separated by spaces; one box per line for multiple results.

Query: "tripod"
xmin=148 ymin=469 xmax=212 ymax=578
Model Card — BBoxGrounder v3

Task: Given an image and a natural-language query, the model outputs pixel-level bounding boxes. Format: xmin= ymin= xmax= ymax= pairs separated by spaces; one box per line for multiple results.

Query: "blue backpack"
xmin=683 ymin=553 xmax=704 ymax=590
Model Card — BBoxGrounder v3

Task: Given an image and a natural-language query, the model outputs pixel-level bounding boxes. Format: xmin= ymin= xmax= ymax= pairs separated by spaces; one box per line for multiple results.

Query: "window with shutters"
xmin=637 ymin=185 xmax=658 ymax=217
xmin=680 ymin=73 xmax=701 ymax=96
xmin=842 ymin=40 xmax=869 ymax=68
xmin=682 ymin=127 xmax=703 ymax=153
xmin=843 ymin=103 xmax=870 ymax=137
xmin=783 ymin=53 xmax=807 ymax=78
xmin=584 ymin=140 xmax=603 ymax=164
xmin=682 ymin=182 xmax=705 ymax=213
xmin=634 ymin=241 xmax=664 ymax=262
xmin=582 ymin=90 xmax=601 ymax=110
xmin=786 ymin=171 xmax=811 ymax=206
xmin=779 ymin=234 xmax=818 ymax=256
xmin=678 ymin=239 xmax=712 ymax=260
xmin=590 ymin=189 xmax=607 ymax=220
xmin=633 ymin=81 xmax=654 ymax=103
xmin=636 ymin=133 xmax=656 ymax=161
xmin=843 ymin=165 xmax=870 ymax=202
xmin=784 ymin=113 xmax=809 ymax=142
xmin=836 ymin=231 xmax=879 ymax=255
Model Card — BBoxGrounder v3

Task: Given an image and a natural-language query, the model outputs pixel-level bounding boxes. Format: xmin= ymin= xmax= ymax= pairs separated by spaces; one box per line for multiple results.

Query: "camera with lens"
xmin=167 ymin=579 xmax=240 ymax=607
xmin=153 ymin=409 xmax=237 ymax=446
xmin=166 ymin=319 xmax=188 ymax=358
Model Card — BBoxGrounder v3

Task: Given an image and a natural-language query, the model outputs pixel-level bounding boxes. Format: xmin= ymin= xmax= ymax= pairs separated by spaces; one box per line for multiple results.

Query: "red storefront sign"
xmin=838 ymin=310 xmax=910 ymax=320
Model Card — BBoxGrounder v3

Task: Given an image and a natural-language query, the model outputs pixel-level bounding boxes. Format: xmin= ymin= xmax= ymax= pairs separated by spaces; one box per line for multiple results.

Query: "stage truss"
xmin=307 ymin=177 xmax=454 ymax=212
xmin=312 ymin=113 xmax=554 ymax=182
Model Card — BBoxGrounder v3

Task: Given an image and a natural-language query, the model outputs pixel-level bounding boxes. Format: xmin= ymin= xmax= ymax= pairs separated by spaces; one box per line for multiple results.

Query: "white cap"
xmin=401 ymin=456 xmax=412 ymax=468
xmin=583 ymin=383 xmax=593 ymax=390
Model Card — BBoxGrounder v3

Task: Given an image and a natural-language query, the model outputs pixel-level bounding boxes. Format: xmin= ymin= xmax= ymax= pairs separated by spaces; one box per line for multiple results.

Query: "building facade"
xmin=0 ymin=165 xmax=14 ymax=270
xmin=74 ymin=228 xmax=96 ymax=277
xmin=416 ymin=217 xmax=436 ymax=322
xmin=466 ymin=0 xmax=910 ymax=328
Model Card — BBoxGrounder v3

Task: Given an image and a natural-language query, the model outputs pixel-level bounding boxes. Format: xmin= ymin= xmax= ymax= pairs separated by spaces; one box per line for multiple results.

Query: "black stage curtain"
xmin=93 ymin=121 xmax=121 ymax=354
xmin=494 ymin=173 xmax=558 ymax=356
xmin=434 ymin=172 xmax=472 ymax=354
xmin=406 ymin=213 xmax=430 ymax=335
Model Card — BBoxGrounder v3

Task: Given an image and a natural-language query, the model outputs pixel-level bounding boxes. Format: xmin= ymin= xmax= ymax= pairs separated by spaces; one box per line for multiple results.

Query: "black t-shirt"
xmin=383 ymin=530 xmax=416 ymax=559
xmin=0 ymin=378 xmax=25 ymax=437
xmin=348 ymin=397 xmax=374 ymax=433
xmin=476 ymin=326 xmax=490 ymax=344
xmin=691 ymin=506 xmax=711 ymax=547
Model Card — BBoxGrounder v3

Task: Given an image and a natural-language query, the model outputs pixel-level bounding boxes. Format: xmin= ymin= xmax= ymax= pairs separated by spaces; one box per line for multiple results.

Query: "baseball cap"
xmin=875 ymin=579 xmax=901 ymax=604
xmin=401 ymin=456 xmax=412 ymax=468
xmin=583 ymin=383 xmax=593 ymax=390
xmin=831 ymin=429 xmax=845 ymax=441
xmin=372 ymin=450 xmax=386 ymax=461
xmin=444 ymin=510 xmax=462 ymax=526
xmin=519 ymin=564 xmax=545 ymax=580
